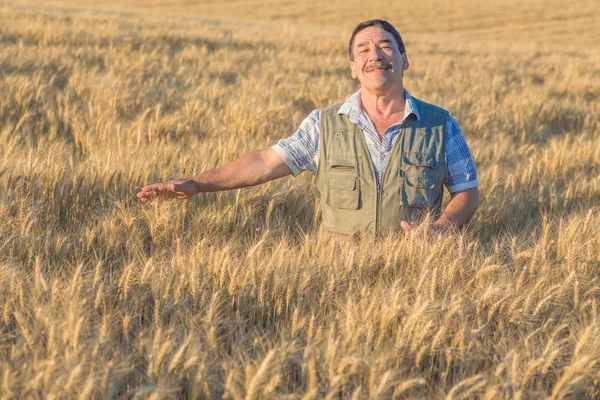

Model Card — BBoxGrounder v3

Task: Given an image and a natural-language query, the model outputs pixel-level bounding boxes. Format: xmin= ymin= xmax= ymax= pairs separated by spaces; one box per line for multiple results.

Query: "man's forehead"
xmin=353 ymin=27 xmax=394 ymax=46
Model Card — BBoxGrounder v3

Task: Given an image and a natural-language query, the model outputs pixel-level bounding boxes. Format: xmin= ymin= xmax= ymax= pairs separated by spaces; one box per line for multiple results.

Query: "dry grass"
xmin=1 ymin=1 xmax=600 ymax=398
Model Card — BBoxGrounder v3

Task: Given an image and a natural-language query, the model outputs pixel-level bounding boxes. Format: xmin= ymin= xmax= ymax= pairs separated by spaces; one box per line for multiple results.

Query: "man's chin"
xmin=362 ymin=85 xmax=389 ymax=94
xmin=363 ymin=76 xmax=390 ymax=87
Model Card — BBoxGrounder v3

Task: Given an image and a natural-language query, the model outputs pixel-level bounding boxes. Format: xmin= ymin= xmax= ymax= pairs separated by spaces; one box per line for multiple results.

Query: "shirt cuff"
xmin=447 ymin=180 xmax=479 ymax=193
xmin=271 ymin=144 xmax=301 ymax=176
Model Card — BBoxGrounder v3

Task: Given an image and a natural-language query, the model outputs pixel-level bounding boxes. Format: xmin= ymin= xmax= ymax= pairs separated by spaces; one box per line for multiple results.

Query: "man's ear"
xmin=402 ymin=52 xmax=409 ymax=71
xmin=350 ymin=60 xmax=357 ymax=79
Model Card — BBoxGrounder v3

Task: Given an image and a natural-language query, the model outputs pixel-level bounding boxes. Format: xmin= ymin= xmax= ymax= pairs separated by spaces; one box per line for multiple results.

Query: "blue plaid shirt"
xmin=273 ymin=89 xmax=479 ymax=193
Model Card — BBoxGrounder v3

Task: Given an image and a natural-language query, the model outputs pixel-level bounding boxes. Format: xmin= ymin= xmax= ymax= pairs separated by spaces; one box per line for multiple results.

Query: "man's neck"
xmin=359 ymin=85 xmax=406 ymax=120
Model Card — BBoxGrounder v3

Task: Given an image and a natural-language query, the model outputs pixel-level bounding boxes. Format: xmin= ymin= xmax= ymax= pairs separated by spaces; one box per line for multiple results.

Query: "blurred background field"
xmin=1 ymin=0 xmax=599 ymax=398
xmin=9 ymin=0 xmax=600 ymax=47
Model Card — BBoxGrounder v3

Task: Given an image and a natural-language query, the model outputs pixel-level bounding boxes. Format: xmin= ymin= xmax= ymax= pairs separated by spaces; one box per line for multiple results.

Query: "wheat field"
xmin=1 ymin=0 xmax=600 ymax=398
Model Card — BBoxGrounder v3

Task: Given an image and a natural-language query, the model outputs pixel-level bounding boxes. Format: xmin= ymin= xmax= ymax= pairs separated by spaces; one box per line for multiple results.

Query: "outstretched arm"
xmin=136 ymin=148 xmax=293 ymax=202
xmin=400 ymin=187 xmax=480 ymax=231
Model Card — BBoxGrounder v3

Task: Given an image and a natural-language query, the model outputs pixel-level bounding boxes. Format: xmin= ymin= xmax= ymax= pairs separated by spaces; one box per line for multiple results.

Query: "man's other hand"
xmin=400 ymin=187 xmax=480 ymax=232
xmin=400 ymin=221 xmax=413 ymax=231
xmin=136 ymin=179 xmax=199 ymax=202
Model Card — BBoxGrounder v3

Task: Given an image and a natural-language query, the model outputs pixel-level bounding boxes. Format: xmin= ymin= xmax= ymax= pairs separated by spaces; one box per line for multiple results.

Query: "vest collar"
xmin=337 ymin=89 xmax=421 ymax=125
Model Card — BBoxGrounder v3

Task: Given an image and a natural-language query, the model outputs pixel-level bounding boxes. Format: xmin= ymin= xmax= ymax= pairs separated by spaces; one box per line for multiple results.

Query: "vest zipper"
xmin=376 ymin=181 xmax=383 ymax=233
xmin=376 ymin=130 xmax=406 ymax=234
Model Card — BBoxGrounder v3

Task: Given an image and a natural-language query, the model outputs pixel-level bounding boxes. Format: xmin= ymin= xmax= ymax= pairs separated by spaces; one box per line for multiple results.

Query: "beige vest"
xmin=315 ymin=97 xmax=448 ymax=236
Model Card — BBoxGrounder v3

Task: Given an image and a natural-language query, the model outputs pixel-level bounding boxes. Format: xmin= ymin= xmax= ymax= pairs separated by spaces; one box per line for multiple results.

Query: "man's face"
xmin=350 ymin=26 xmax=409 ymax=94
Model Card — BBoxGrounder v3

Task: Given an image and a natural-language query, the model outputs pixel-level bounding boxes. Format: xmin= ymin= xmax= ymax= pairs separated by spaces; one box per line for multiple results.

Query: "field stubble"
xmin=1 ymin=2 xmax=600 ymax=399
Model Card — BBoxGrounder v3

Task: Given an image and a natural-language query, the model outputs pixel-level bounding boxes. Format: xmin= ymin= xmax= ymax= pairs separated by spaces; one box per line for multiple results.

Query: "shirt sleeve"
xmin=445 ymin=114 xmax=479 ymax=193
xmin=271 ymin=109 xmax=320 ymax=176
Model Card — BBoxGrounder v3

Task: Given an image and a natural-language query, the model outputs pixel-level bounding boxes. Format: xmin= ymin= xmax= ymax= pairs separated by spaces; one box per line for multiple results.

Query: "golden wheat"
xmin=1 ymin=0 xmax=599 ymax=398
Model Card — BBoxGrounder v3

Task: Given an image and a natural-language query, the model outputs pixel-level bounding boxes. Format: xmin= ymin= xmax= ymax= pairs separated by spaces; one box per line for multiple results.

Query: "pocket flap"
xmin=328 ymin=157 xmax=357 ymax=169
xmin=404 ymin=172 xmax=436 ymax=189
xmin=403 ymin=152 xmax=438 ymax=168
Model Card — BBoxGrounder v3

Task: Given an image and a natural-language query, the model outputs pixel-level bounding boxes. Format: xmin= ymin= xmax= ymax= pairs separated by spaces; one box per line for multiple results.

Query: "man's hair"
xmin=348 ymin=19 xmax=406 ymax=61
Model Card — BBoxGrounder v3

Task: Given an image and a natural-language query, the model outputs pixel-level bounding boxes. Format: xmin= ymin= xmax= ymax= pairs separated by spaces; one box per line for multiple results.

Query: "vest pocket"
xmin=325 ymin=158 xmax=360 ymax=210
xmin=327 ymin=175 xmax=360 ymax=210
xmin=401 ymin=152 xmax=438 ymax=206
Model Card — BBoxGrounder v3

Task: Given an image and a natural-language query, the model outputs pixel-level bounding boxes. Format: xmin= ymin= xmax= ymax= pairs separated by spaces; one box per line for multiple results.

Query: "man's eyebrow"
xmin=356 ymin=39 xmax=393 ymax=48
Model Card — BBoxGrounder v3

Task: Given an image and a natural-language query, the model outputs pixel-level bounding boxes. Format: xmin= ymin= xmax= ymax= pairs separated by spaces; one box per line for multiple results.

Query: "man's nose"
xmin=368 ymin=46 xmax=384 ymax=61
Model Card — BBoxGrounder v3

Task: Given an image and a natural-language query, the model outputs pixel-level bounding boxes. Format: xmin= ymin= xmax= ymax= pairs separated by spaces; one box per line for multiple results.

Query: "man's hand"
xmin=401 ymin=187 xmax=480 ymax=232
xmin=400 ymin=221 xmax=413 ymax=232
xmin=136 ymin=179 xmax=199 ymax=202
xmin=136 ymin=148 xmax=292 ymax=203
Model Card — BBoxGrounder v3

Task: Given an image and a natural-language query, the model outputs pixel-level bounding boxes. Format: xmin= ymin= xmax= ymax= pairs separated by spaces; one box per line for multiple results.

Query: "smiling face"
xmin=350 ymin=26 xmax=409 ymax=95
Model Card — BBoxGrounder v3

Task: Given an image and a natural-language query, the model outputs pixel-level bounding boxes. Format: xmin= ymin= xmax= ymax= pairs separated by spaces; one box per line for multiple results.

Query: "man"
xmin=137 ymin=19 xmax=479 ymax=236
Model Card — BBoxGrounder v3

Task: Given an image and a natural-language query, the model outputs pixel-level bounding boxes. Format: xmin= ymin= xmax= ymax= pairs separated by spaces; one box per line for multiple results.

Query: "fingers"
xmin=136 ymin=182 xmax=177 ymax=202
xmin=136 ymin=186 xmax=154 ymax=202
xmin=400 ymin=221 xmax=412 ymax=231
xmin=136 ymin=179 xmax=196 ymax=202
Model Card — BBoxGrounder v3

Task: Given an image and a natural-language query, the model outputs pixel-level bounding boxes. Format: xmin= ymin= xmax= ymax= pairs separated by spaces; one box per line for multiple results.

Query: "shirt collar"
xmin=338 ymin=88 xmax=420 ymax=124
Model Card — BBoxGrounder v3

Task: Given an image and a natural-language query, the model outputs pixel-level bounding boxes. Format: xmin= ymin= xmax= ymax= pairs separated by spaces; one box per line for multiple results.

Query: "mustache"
xmin=364 ymin=61 xmax=392 ymax=72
